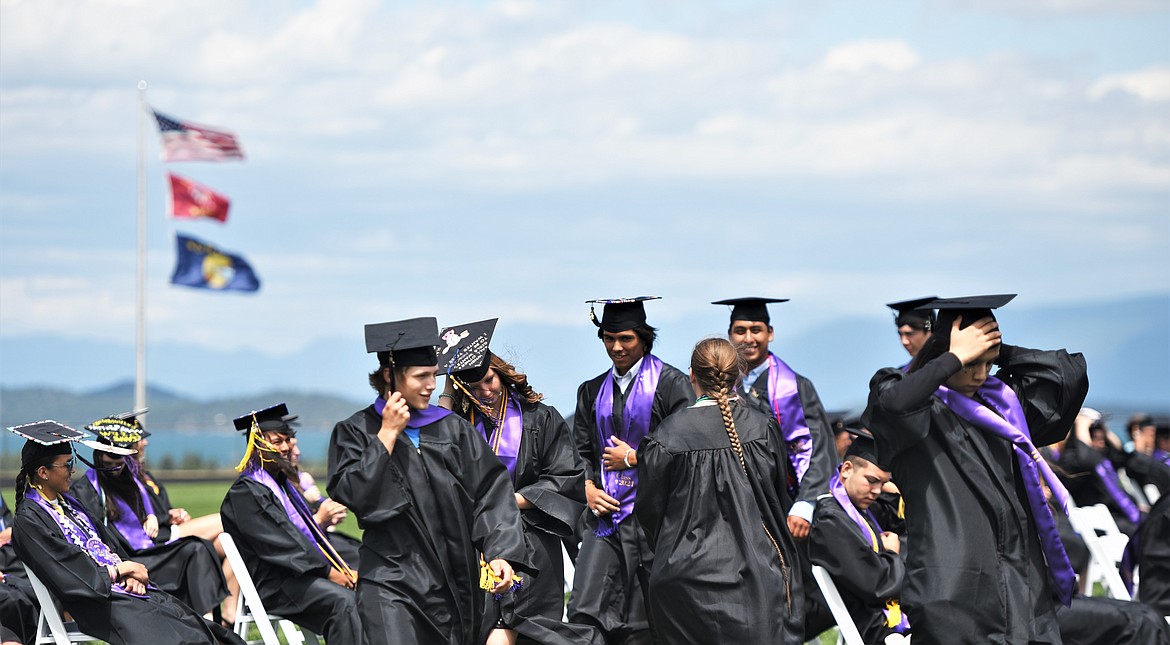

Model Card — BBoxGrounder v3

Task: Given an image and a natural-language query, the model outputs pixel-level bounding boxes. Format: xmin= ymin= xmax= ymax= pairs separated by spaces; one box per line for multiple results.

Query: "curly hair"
xmin=450 ymin=353 xmax=542 ymax=419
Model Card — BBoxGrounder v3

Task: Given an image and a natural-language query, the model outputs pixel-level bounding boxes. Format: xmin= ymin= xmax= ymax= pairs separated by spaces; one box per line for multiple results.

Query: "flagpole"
xmin=135 ymin=81 xmax=148 ymax=415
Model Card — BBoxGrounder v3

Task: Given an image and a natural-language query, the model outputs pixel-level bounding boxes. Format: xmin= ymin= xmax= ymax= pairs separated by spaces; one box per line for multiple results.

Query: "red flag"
xmin=168 ymin=173 xmax=231 ymax=223
xmin=153 ymin=110 xmax=245 ymax=162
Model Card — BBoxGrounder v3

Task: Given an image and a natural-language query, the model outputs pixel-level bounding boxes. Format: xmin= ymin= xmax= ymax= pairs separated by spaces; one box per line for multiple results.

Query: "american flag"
xmin=153 ymin=110 xmax=244 ymax=162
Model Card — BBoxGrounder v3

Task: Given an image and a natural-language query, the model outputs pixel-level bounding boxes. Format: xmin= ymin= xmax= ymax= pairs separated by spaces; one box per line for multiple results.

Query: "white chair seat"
xmin=23 ymin=564 xmax=106 ymax=645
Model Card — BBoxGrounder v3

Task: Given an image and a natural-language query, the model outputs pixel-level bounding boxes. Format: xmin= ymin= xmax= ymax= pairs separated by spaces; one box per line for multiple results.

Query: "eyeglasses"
xmin=46 ymin=459 xmax=75 ymax=471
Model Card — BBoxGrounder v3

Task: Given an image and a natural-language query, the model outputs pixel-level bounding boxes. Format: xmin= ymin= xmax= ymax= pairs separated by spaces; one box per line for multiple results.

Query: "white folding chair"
xmin=22 ymin=564 xmax=105 ymax=645
xmin=1067 ymin=504 xmax=1131 ymax=600
xmin=1144 ymin=483 xmax=1161 ymax=505
xmin=561 ymin=541 xmax=575 ymax=622
xmin=810 ymin=565 xmax=866 ymax=645
xmin=217 ymin=532 xmax=320 ymax=645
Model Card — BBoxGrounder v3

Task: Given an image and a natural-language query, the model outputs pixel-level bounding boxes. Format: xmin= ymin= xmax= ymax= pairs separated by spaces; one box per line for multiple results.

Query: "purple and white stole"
xmin=828 ymin=473 xmax=910 ymax=632
xmin=594 ymin=354 xmax=662 ymax=537
xmin=25 ymin=490 xmax=144 ymax=597
xmin=84 ymin=469 xmax=167 ymax=551
xmin=764 ymin=353 xmax=813 ymax=483
xmin=936 ymin=377 xmax=1076 ymax=605
xmin=472 ymin=391 xmax=524 ymax=483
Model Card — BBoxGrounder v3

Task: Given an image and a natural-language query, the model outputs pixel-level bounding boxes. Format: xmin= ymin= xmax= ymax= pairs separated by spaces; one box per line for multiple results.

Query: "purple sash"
xmin=473 ymin=391 xmax=523 ymax=482
xmin=85 ymin=469 xmax=160 ymax=551
xmin=374 ymin=398 xmax=453 ymax=427
xmin=25 ymin=490 xmax=143 ymax=597
xmin=242 ymin=466 xmax=316 ymax=544
xmin=1155 ymin=450 xmax=1170 ymax=467
xmin=594 ymin=354 xmax=662 ymax=537
xmin=936 ymin=377 xmax=1076 ymax=605
xmin=828 ymin=474 xmax=911 ymax=633
xmin=1093 ymin=460 xmax=1141 ymax=524
xmin=764 ymin=353 xmax=813 ymax=483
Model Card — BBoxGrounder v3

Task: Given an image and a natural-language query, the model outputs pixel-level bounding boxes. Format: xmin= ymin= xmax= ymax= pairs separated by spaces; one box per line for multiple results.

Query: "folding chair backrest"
xmin=217 ymin=532 xmax=283 ymax=645
xmin=23 ymin=564 xmax=103 ymax=645
xmin=810 ymin=565 xmax=866 ymax=645
xmin=1067 ymin=504 xmax=1131 ymax=600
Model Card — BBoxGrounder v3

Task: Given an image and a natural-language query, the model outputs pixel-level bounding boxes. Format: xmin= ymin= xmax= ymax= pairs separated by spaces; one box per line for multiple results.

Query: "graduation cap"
xmin=85 ymin=408 xmax=150 ymax=449
xmin=587 ymin=297 xmax=660 ymax=333
xmin=843 ymin=428 xmax=887 ymax=471
xmin=232 ymin=403 xmax=298 ymax=435
xmin=826 ymin=410 xmax=857 ymax=436
xmin=920 ymin=294 xmax=1016 ymax=337
xmin=887 ymin=296 xmax=937 ymax=331
xmin=438 ymin=318 xmax=497 ymax=383
xmin=365 ymin=317 xmax=440 ymax=368
xmin=8 ymin=420 xmax=135 ymax=469
xmin=712 ymin=297 xmax=789 ymax=325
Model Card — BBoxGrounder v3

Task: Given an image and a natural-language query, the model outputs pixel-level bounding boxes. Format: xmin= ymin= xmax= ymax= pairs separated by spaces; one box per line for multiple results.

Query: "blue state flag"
xmin=171 ymin=233 xmax=260 ymax=292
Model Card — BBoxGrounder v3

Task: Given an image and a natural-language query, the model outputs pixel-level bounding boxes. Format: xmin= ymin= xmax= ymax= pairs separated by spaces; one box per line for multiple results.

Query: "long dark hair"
xmin=95 ymin=455 xmax=148 ymax=523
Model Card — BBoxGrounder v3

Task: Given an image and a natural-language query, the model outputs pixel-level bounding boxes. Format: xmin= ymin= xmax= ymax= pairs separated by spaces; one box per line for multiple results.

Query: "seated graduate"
xmin=1122 ymin=413 xmax=1170 ymax=501
xmin=220 ymin=403 xmax=364 ymax=645
xmin=636 ymin=337 xmax=805 ymax=644
xmin=287 ymin=436 xmax=361 ymax=569
xmin=437 ymin=319 xmax=599 ymax=645
xmin=1056 ymin=409 xmax=1145 ymax=537
xmin=328 ymin=317 xmax=534 ymax=645
xmin=70 ymin=411 xmax=229 ymax=618
xmin=808 ymin=431 xmax=910 ymax=645
xmin=0 ymin=496 xmax=37 ymax=645
xmin=9 ymin=420 xmax=242 ymax=645
xmin=862 ymin=294 xmax=1088 ymax=644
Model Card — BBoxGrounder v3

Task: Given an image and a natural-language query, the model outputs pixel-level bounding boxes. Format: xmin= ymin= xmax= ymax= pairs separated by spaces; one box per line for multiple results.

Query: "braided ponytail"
xmin=691 ymin=338 xmax=748 ymax=475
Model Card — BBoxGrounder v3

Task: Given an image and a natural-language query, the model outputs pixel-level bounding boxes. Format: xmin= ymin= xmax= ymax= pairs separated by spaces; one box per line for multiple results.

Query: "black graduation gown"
xmin=220 ymin=474 xmax=364 ymax=645
xmin=1137 ymin=494 xmax=1170 ymax=615
xmin=741 ymin=367 xmax=837 ymax=509
xmin=328 ymin=406 xmax=535 ymax=645
xmin=477 ymin=401 xmax=601 ymax=645
xmin=808 ymin=495 xmax=906 ymax=645
xmin=12 ymin=496 xmax=242 ymax=645
xmin=0 ymin=498 xmax=36 ymax=645
xmin=71 ymin=473 xmax=228 ymax=615
xmin=72 ymin=473 xmax=226 ymax=614
xmin=862 ymin=344 xmax=1089 ymax=645
xmin=636 ymin=403 xmax=804 ymax=644
xmin=1056 ymin=594 xmax=1170 ymax=644
xmin=568 ymin=359 xmax=692 ymax=640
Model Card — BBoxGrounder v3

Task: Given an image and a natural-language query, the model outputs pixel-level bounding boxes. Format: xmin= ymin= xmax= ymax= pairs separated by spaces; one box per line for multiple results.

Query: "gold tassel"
xmin=885 ymin=599 xmax=903 ymax=628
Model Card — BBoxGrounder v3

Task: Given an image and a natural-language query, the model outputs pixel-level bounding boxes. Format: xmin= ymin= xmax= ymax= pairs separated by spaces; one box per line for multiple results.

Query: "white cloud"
xmin=1089 ymin=66 xmax=1170 ymax=102
xmin=821 ymin=40 xmax=921 ymax=74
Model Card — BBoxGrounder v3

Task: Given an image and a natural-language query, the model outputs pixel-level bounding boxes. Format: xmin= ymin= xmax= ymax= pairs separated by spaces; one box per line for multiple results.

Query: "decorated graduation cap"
xmin=712 ymin=297 xmax=789 ymax=324
xmin=438 ymin=318 xmax=497 ymax=383
xmin=365 ymin=317 xmax=440 ymax=368
xmin=843 ymin=428 xmax=887 ymax=471
xmin=85 ymin=408 xmax=150 ymax=449
xmin=587 ymin=296 xmax=660 ymax=333
xmin=232 ymin=403 xmax=297 ymax=472
xmin=921 ymin=294 xmax=1016 ymax=339
xmin=886 ymin=296 xmax=937 ymax=331
xmin=8 ymin=420 xmax=135 ymax=470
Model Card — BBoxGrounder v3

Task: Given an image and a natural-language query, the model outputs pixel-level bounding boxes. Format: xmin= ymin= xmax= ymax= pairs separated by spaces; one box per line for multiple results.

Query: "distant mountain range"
xmin=1 ymin=293 xmax=1167 ymax=424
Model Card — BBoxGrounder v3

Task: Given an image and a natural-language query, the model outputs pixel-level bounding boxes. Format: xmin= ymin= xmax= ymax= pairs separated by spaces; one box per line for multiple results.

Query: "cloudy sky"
xmin=1 ymin=0 xmax=1167 ymax=402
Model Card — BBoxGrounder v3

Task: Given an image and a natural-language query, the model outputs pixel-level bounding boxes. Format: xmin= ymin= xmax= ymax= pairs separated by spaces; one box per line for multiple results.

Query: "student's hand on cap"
xmin=787 ymin=515 xmax=810 ymax=540
xmin=378 ymin=391 xmax=411 ymax=450
xmin=488 ymin=559 xmax=513 ymax=593
xmin=143 ymin=514 xmax=159 ymax=539
xmin=948 ymin=316 xmax=1001 ymax=366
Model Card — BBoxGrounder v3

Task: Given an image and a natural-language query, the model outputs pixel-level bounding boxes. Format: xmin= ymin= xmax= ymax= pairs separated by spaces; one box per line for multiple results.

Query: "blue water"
xmin=123 ymin=429 xmax=332 ymax=470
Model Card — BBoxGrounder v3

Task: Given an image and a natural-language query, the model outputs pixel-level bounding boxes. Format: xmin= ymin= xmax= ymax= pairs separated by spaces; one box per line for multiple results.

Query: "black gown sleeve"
xmin=807 ymin=502 xmax=905 ymax=605
xmin=573 ymin=379 xmax=601 ymax=484
xmin=793 ymin=377 xmax=836 ymax=508
xmin=327 ymin=411 xmax=416 ymax=526
xmin=654 ymin=367 xmax=694 ymax=422
xmin=994 ymin=344 xmax=1088 ymax=447
xmin=515 ymin=404 xmax=587 ymax=537
xmin=633 ymin=434 xmax=673 ymax=550
xmin=455 ymin=418 xmax=534 ymax=571
xmin=220 ymin=480 xmax=331 ymax=579
xmin=863 ymin=353 xmax=963 ymax=459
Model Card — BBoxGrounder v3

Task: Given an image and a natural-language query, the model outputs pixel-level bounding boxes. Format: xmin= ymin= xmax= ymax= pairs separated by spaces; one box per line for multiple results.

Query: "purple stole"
xmin=763 ymin=353 xmax=813 ymax=483
xmin=85 ymin=469 xmax=163 ymax=551
xmin=935 ymin=377 xmax=1076 ymax=605
xmin=1093 ymin=460 xmax=1142 ymax=524
xmin=242 ymin=466 xmax=317 ymax=545
xmin=374 ymin=398 xmax=453 ymax=428
xmin=594 ymin=354 xmax=662 ymax=537
xmin=472 ymin=391 xmax=524 ymax=482
xmin=25 ymin=490 xmax=144 ymax=597
xmin=1155 ymin=450 xmax=1170 ymax=467
xmin=828 ymin=474 xmax=910 ymax=633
